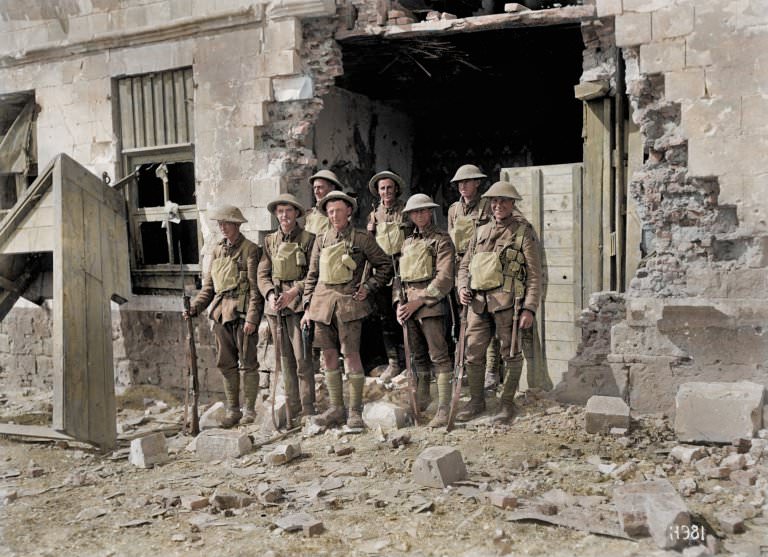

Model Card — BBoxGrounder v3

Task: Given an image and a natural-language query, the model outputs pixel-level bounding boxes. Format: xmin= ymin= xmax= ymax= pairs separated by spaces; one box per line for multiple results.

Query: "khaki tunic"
xmin=303 ymin=206 xmax=331 ymax=236
xmin=394 ymin=223 xmax=455 ymax=375
xmin=447 ymin=196 xmax=493 ymax=257
xmin=303 ymin=226 xmax=393 ymax=325
xmin=192 ymin=233 xmax=264 ymax=325
xmin=393 ymin=223 xmax=455 ymax=320
xmin=257 ymin=225 xmax=315 ymax=316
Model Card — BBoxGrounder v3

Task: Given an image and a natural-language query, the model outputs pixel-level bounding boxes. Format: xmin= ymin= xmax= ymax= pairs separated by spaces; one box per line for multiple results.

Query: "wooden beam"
xmin=0 ymin=423 xmax=79 ymax=443
xmin=574 ymin=80 xmax=610 ymax=101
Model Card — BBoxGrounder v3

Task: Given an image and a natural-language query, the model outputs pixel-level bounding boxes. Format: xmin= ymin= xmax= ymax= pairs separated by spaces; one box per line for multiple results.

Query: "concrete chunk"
xmin=412 ymin=446 xmax=467 ymax=488
xmin=675 ymin=381 xmax=764 ymax=443
xmin=670 ymin=445 xmax=707 ymax=465
xmin=585 ymin=396 xmax=630 ymax=434
xmin=362 ymin=401 xmax=409 ymax=431
xmin=265 ymin=442 xmax=302 ymax=466
xmin=129 ymin=432 xmax=168 ymax=468
xmin=613 ymin=479 xmax=691 ymax=549
xmin=195 ymin=429 xmax=252 ymax=461
xmin=274 ymin=512 xmax=324 ymax=537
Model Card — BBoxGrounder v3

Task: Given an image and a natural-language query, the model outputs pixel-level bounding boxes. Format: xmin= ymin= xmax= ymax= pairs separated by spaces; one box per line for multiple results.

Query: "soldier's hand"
xmin=519 ymin=309 xmax=534 ymax=329
xmin=353 ymin=285 xmax=368 ymax=301
xmin=268 ymin=292 xmax=279 ymax=312
xmin=396 ymin=299 xmax=423 ymax=323
xmin=244 ymin=321 xmax=257 ymax=336
xmin=459 ymin=287 xmax=472 ymax=306
xmin=275 ymin=287 xmax=299 ymax=310
xmin=182 ymin=308 xmax=196 ymax=320
xmin=367 ymin=221 xmax=375 ymax=233
xmin=300 ymin=314 xmax=312 ymax=330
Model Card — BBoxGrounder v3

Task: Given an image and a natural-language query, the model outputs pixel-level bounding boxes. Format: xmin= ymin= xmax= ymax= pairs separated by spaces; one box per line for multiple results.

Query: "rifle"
xmin=393 ymin=259 xmax=420 ymax=424
xmin=509 ymin=296 xmax=523 ymax=358
xmin=271 ymin=285 xmax=289 ymax=431
xmin=446 ymin=302 xmax=468 ymax=432
xmin=179 ymin=246 xmax=200 ymax=436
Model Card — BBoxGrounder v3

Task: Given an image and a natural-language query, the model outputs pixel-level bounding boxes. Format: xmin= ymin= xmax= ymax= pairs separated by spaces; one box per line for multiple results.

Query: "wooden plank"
xmin=174 ymin=69 xmax=188 ymax=143
xmin=542 ymin=230 xmax=575 ymax=249
xmin=0 ymin=423 xmax=78 ymax=442
xmin=543 ymin=193 xmax=573 ymax=212
xmin=573 ymin=164 xmax=584 ymax=317
xmin=163 ymin=71 xmax=177 ymax=144
xmin=543 ymin=283 xmax=575 ymax=303
xmin=184 ymin=67 xmax=194 ymax=141
xmin=530 ymin=168 xmax=545 ymax=358
xmin=117 ymin=78 xmax=135 ymax=149
xmin=583 ymin=100 xmax=606 ymax=303
xmin=142 ymin=75 xmax=155 ymax=147
xmin=152 ymin=74 xmax=166 ymax=146
xmin=601 ymin=97 xmax=614 ymax=290
xmin=544 ymin=339 xmax=577 ymax=361
xmin=615 ymin=53 xmax=626 ymax=292
xmin=625 ymin=111 xmax=643 ymax=284
xmin=542 ymin=248 xmax=573 ymax=268
xmin=2 ymin=226 xmax=54 ymax=254
xmin=544 ymin=320 xmax=578 ymax=342
xmin=544 ymin=301 xmax=575 ymax=322
xmin=542 ymin=217 xmax=574 ymax=232
xmin=131 ymin=77 xmax=145 ymax=148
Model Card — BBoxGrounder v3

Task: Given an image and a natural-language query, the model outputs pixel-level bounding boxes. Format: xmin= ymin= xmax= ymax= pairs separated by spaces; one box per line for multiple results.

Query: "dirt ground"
xmin=1 ymin=380 xmax=767 ymax=557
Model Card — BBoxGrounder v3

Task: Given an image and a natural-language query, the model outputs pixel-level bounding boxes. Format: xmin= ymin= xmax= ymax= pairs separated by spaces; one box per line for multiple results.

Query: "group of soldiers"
xmin=184 ymin=163 xmax=541 ymax=430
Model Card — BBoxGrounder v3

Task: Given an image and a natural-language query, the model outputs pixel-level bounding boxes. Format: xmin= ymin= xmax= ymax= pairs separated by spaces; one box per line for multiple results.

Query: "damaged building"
xmin=0 ymin=0 xmax=766 ymax=431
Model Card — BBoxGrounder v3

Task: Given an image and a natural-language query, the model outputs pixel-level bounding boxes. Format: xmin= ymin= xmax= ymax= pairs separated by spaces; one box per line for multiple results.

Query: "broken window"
xmin=115 ymin=68 xmax=198 ymax=294
xmin=0 ymin=91 xmax=37 ymax=222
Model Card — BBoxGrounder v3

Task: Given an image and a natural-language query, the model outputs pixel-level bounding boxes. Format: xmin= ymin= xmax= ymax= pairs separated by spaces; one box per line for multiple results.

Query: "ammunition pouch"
xmin=451 ymin=215 xmax=475 ymax=255
xmin=319 ymin=240 xmax=355 ymax=285
xmin=211 ymin=255 xmax=240 ymax=294
xmin=500 ymin=226 xmax=527 ymax=296
xmin=375 ymin=221 xmax=404 ymax=256
xmin=469 ymin=252 xmax=503 ymax=291
xmin=399 ymin=239 xmax=434 ymax=283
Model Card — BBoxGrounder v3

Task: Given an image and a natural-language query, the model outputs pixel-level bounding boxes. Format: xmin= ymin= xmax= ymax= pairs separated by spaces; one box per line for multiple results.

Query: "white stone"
xmin=585 ymin=395 xmax=630 ymax=434
xmin=362 ymin=401 xmax=409 ymax=431
xmin=272 ymin=75 xmax=313 ymax=102
xmin=199 ymin=401 xmax=227 ymax=430
xmin=640 ymin=40 xmax=685 ymax=74
xmin=265 ymin=442 xmax=302 ymax=465
xmin=674 ymin=382 xmax=765 ymax=443
xmin=670 ymin=445 xmax=707 ymax=465
xmin=615 ymin=12 xmax=651 ymax=47
xmin=412 ymin=446 xmax=467 ymax=488
xmin=195 ymin=429 xmax=252 ymax=460
xmin=613 ymin=480 xmax=691 ymax=549
xmin=652 ymin=5 xmax=694 ymax=40
xmin=129 ymin=432 xmax=168 ymax=468
xmin=0 ymin=488 xmax=18 ymax=506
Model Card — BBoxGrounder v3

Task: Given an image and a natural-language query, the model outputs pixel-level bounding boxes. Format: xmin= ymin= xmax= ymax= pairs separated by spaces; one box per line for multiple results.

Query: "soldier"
xmin=447 ymin=164 xmax=502 ymax=393
xmin=301 ymin=191 xmax=393 ymax=428
xmin=304 ymin=169 xmax=341 ymax=235
xmin=184 ymin=205 xmax=264 ymax=427
xmin=456 ymin=181 xmax=542 ymax=423
xmin=258 ymin=193 xmax=316 ymax=425
xmin=366 ymin=171 xmax=412 ymax=382
xmin=394 ymin=193 xmax=455 ymax=427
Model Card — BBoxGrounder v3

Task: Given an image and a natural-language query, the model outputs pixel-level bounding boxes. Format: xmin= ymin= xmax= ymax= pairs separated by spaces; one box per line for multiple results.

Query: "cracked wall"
xmin=575 ymin=0 xmax=768 ymax=413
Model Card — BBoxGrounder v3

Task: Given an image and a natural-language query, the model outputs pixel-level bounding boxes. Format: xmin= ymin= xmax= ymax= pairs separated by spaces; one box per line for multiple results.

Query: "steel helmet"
xmin=208 ymin=204 xmax=247 ymax=223
xmin=481 ymin=181 xmax=523 ymax=201
xmin=403 ymin=193 xmax=439 ymax=213
xmin=317 ymin=190 xmax=358 ymax=215
xmin=309 ymin=169 xmax=343 ymax=191
xmin=450 ymin=164 xmax=487 ymax=183
xmin=368 ymin=170 xmax=406 ymax=197
xmin=266 ymin=193 xmax=306 ymax=218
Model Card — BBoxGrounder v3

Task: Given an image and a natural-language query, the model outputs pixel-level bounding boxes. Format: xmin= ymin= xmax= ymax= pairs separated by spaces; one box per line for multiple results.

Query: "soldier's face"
xmin=326 ymin=200 xmax=352 ymax=231
xmin=457 ymin=179 xmax=480 ymax=201
xmin=377 ymin=178 xmax=398 ymax=206
xmin=312 ymin=179 xmax=335 ymax=202
xmin=275 ymin=204 xmax=298 ymax=230
xmin=409 ymin=208 xmax=432 ymax=229
xmin=490 ymin=197 xmax=515 ymax=221
xmin=218 ymin=220 xmax=240 ymax=242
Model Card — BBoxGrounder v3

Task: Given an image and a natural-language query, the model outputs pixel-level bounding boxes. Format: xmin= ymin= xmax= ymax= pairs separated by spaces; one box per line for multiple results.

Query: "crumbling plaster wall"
xmin=0 ymin=0 xmax=342 ymax=397
xmin=577 ymin=0 xmax=768 ymax=414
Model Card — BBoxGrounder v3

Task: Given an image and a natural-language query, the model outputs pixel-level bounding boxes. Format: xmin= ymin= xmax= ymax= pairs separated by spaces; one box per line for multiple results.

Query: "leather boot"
xmin=220 ymin=368 xmax=242 ymax=428
xmin=240 ymin=369 xmax=259 ymax=424
xmin=490 ymin=355 xmax=523 ymax=424
xmin=283 ymin=362 xmax=302 ymax=421
xmin=428 ymin=372 xmax=452 ymax=427
xmin=315 ymin=369 xmax=345 ymax=427
xmin=428 ymin=406 xmax=449 ymax=428
xmin=456 ymin=363 xmax=486 ymax=422
xmin=347 ymin=373 xmax=365 ymax=429
xmin=379 ymin=333 xmax=403 ymax=382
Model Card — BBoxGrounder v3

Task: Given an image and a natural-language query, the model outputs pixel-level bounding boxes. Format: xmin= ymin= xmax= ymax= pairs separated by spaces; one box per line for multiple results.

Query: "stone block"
xmin=652 ymin=5 xmax=694 ymax=40
xmin=720 ymin=453 xmax=746 ymax=471
xmin=585 ymin=395 xmax=630 ymax=434
xmin=272 ymin=75 xmax=313 ymax=102
xmin=681 ymin=97 xmax=741 ymax=138
xmin=595 ymin=0 xmax=622 ymax=17
xmin=730 ymin=469 xmax=757 ymax=487
xmin=210 ymin=487 xmax=254 ymax=509
xmin=665 ymin=69 xmax=705 ymax=102
xmin=129 ymin=432 xmax=169 ymax=468
xmin=640 ymin=40 xmax=685 ymax=74
xmin=180 ymin=495 xmax=209 ymax=510
xmin=741 ymin=94 xmax=768 ymax=134
xmin=613 ymin=480 xmax=691 ymax=549
xmin=362 ymin=401 xmax=409 ymax=431
xmin=715 ymin=510 xmax=745 ymax=534
xmin=260 ymin=50 xmax=301 ymax=78
xmin=265 ymin=17 xmax=302 ymax=52
xmin=412 ymin=446 xmax=468 ymax=488
xmin=488 ymin=492 xmax=518 ymax=509
xmin=669 ymin=445 xmax=707 ymax=465
xmin=195 ymin=429 xmax=252 ymax=460
xmin=265 ymin=442 xmax=302 ymax=465
xmin=674 ymin=381 xmax=764 ymax=443
xmin=274 ymin=512 xmax=324 ymax=536
xmin=199 ymin=401 xmax=227 ymax=430
xmin=615 ymin=12 xmax=651 ymax=47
